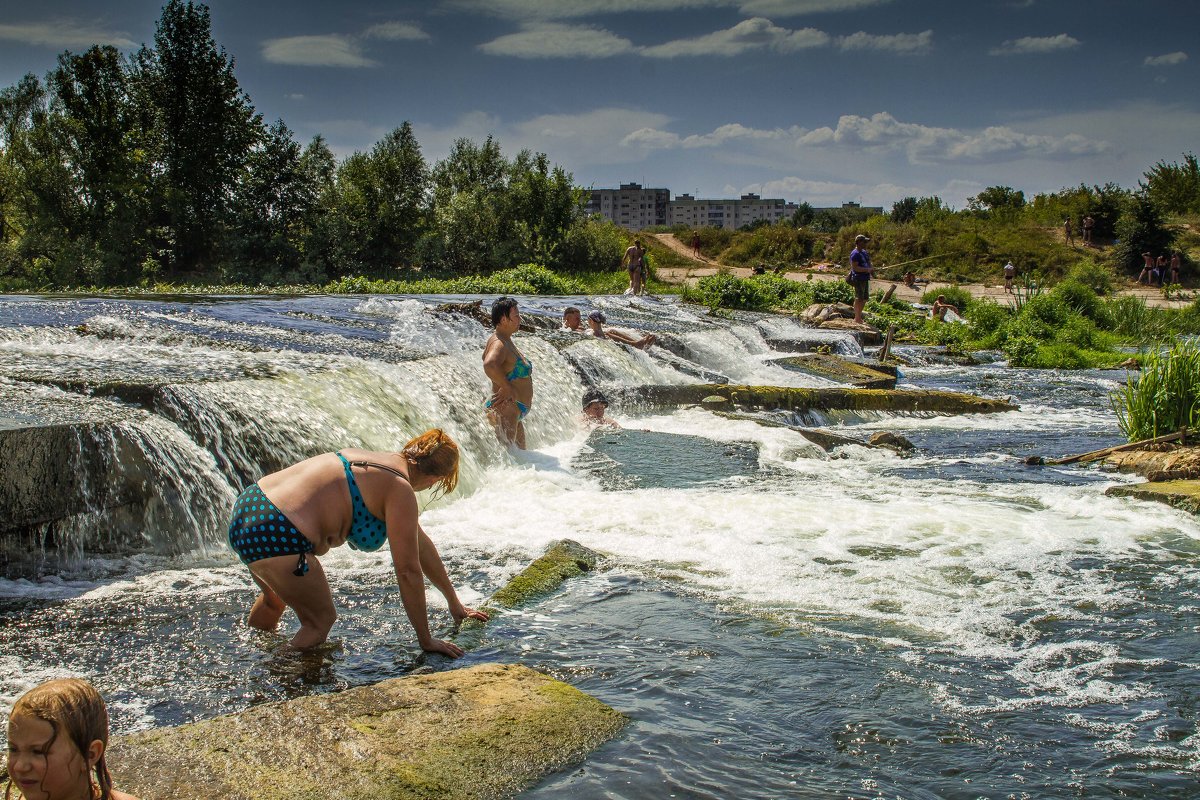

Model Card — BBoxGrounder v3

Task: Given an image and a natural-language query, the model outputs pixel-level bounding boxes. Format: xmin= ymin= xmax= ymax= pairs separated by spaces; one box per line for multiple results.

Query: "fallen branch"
xmin=1046 ymin=429 xmax=1187 ymax=466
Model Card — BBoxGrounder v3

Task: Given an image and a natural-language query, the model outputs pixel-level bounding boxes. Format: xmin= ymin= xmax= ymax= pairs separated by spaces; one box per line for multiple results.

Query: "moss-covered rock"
xmin=488 ymin=539 xmax=600 ymax=609
xmin=770 ymin=353 xmax=897 ymax=389
xmin=633 ymin=384 xmax=1015 ymax=415
xmin=109 ymin=663 xmax=626 ymax=800
xmin=1106 ymin=479 xmax=1200 ymax=515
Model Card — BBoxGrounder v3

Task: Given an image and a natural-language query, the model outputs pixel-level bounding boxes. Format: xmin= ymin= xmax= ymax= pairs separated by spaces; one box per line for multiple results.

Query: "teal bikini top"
xmin=506 ymin=352 xmax=532 ymax=381
xmin=336 ymin=452 xmax=407 ymax=551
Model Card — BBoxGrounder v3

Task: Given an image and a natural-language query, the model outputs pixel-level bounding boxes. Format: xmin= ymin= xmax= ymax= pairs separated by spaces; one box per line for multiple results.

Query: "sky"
xmin=0 ymin=0 xmax=1196 ymax=210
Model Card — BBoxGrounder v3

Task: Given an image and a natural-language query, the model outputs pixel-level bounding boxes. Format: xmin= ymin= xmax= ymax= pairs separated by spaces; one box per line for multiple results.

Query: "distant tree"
xmin=48 ymin=46 xmax=152 ymax=282
xmin=790 ymin=201 xmax=815 ymax=227
xmin=424 ymin=136 xmax=510 ymax=273
xmin=913 ymin=196 xmax=952 ymax=226
xmin=134 ymin=0 xmax=260 ymax=273
xmin=1113 ymin=192 xmax=1173 ymax=273
xmin=967 ymin=185 xmax=1026 ymax=216
xmin=227 ymin=120 xmax=330 ymax=283
xmin=890 ymin=196 xmax=918 ymax=224
xmin=1140 ymin=153 xmax=1200 ymax=216
xmin=503 ymin=149 xmax=581 ymax=268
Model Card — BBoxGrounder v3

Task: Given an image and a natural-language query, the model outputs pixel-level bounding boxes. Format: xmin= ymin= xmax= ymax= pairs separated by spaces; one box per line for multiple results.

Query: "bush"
xmin=559 ymin=218 xmax=625 ymax=273
xmin=1049 ymin=279 xmax=1106 ymax=322
xmin=1064 ymin=259 xmax=1115 ymax=295
xmin=1003 ymin=336 xmax=1040 ymax=367
xmin=682 ymin=272 xmax=770 ymax=311
xmin=921 ymin=284 xmax=972 ymax=313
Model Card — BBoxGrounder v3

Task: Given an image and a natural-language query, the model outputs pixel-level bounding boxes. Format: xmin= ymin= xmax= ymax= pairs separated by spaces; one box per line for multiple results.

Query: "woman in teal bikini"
xmin=227 ymin=428 xmax=488 ymax=653
xmin=482 ymin=297 xmax=534 ymax=449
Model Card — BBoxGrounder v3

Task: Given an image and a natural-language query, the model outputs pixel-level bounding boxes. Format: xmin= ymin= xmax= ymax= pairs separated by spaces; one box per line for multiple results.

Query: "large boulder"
xmin=110 ymin=663 xmax=627 ymax=800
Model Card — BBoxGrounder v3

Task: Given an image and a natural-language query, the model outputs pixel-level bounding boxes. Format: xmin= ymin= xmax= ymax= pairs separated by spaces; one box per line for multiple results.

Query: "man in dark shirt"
xmin=849 ymin=234 xmax=873 ymax=324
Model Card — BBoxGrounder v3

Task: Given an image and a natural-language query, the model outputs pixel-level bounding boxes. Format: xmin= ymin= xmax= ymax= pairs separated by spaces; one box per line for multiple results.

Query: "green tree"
xmin=48 ymin=46 xmax=152 ymax=282
xmin=790 ymin=201 xmax=815 ymax=227
xmin=424 ymin=136 xmax=510 ymax=273
xmin=134 ymin=0 xmax=260 ymax=274
xmin=890 ymin=196 xmax=918 ymax=224
xmin=1141 ymin=153 xmax=1200 ymax=215
xmin=503 ymin=149 xmax=581 ymax=268
xmin=1113 ymin=192 xmax=1173 ymax=273
xmin=227 ymin=121 xmax=331 ymax=283
xmin=967 ymin=185 xmax=1026 ymax=217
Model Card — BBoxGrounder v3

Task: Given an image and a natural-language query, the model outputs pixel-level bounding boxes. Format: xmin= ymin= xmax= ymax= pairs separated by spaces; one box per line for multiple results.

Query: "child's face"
xmin=6 ymin=714 xmax=92 ymax=800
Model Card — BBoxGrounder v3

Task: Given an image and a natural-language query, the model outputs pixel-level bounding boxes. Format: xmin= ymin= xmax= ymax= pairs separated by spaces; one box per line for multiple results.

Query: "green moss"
xmin=489 ymin=540 xmax=601 ymax=609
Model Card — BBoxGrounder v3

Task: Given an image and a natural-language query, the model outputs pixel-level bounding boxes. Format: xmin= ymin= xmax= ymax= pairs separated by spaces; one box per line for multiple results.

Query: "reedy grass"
xmin=1112 ymin=338 xmax=1200 ymax=441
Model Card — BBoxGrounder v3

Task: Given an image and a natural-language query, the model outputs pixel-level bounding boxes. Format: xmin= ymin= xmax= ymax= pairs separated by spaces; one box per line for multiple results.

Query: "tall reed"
xmin=1111 ymin=338 xmax=1200 ymax=441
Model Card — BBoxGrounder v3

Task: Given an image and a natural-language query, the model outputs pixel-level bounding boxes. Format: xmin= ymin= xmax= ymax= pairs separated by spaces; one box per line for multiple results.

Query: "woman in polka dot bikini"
xmin=227 ymin=428 xmax=488 ymax=654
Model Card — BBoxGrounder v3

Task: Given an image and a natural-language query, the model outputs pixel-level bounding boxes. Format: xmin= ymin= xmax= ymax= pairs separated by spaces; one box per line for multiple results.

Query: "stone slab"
xmin=110 ymin=663 xmax=626 ymax=800
xmin=1105 ymin=479 xmax=1200 ymax=515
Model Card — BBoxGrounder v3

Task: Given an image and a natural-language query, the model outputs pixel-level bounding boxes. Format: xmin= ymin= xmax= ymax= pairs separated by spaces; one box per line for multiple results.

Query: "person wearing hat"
xmin=1003 ymin=261 xmax=1016 ymax=293
xmin=848 ymin=234 xmax=874 ymax=324
xmin=587 ymin=310 xmax=657 ymax=349
xmin=581 ymin=388 xmax=619 ymax=428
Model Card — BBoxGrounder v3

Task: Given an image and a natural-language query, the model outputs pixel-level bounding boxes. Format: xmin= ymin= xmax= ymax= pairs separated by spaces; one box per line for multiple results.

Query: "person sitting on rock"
xmin=931 ymin=295 xmax=960 ymax=322
xmin=586 ymin=310 xmax=656 ymax=349
xmin=581 ymin=388 xmax=619 ymax=428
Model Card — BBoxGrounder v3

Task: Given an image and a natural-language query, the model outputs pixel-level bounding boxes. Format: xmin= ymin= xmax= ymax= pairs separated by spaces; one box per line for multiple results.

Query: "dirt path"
xmin=651 ymin=233 xmax=1191 ymax=309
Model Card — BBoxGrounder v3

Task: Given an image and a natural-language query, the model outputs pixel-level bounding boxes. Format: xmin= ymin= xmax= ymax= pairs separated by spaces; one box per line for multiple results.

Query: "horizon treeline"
xmin=1 ymin=1 xmax=1198 ymax=291
xmin=0 ymin=0 xmax=621 ymax=290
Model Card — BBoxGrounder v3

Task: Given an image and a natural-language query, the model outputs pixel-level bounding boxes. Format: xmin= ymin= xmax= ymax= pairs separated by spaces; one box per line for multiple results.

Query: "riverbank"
xmin=651 ymin=233 xmax=1196 ymax=309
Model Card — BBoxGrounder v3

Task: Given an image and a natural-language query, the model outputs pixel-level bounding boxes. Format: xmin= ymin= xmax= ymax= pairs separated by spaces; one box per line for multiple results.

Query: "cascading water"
xmin=0 ymin=293 xmax=1196 ymax=798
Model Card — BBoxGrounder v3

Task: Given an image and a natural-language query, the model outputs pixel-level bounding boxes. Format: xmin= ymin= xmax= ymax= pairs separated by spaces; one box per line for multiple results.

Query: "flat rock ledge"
xmin=110 ymin=662 xmax=626 ymax=800
xmin=1106 ymin=479 xmax=1200 ymax=515
xmin=633 ymin=384 xmax=1015 ymax=415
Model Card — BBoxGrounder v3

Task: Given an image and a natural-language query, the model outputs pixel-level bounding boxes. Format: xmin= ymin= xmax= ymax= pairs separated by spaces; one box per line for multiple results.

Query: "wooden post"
xmin=879 ymin=324 xmax=896 ymax=363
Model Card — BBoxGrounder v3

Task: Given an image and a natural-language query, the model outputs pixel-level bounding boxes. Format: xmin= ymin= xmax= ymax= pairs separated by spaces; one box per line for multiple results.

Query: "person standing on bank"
xmin=622 ymin=239 xmax=647 ymax=295
xmin=848 ymin=234 xmax=874 ymax=324
xmin=483 ymin=296 xmax=534 ymax=450
xmin=228 ymin=429 xmax=489 ymax=654
xmin=1003 ymin=261 xmax=1016 ymax=293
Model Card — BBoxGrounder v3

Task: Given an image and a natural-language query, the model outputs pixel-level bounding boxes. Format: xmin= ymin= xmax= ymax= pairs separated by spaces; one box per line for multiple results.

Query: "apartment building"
xmin=583 ymin=183 xmax=670 ymax=231
xmin=669 ymin=193 xmax=794 ymax=230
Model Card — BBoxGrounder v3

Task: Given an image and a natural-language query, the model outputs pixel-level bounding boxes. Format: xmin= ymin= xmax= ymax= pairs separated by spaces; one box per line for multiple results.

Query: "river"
xmin=0 ymin=293 xmax=1196 ymax=798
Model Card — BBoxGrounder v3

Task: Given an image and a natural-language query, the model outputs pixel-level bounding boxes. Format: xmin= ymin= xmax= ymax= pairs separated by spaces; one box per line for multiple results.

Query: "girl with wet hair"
xmin=226 ymin=428 xmax=488 ymax=654
xmin=5 ymin=678 xmax=140 ymax=800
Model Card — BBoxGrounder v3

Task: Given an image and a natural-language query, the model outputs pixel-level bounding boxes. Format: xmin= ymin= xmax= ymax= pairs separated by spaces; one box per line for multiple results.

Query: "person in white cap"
xmin=1003 ymin=261 xmax=1016 ymax=293
xmin=848 ymin=234 xmax=874 ymax=323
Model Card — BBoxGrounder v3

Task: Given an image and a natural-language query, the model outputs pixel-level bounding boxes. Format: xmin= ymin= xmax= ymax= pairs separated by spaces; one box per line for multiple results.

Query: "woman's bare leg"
xmin=249 ymin=555 xmax=337 ymax=650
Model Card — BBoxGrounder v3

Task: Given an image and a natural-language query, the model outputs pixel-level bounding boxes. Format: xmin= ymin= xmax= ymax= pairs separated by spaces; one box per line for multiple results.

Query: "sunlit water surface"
xmin=0 ymin=295 xmax=1197 ymax=798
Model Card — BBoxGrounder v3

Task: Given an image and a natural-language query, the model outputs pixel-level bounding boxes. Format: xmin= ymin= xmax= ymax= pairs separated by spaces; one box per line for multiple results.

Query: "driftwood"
xmin=1046 ymin=429 xmax=1187 ymax=466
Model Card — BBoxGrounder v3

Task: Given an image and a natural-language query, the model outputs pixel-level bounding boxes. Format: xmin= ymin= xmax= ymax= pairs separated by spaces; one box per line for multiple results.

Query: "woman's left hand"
xmin=450 ymin=602 xmax=490 ymax=623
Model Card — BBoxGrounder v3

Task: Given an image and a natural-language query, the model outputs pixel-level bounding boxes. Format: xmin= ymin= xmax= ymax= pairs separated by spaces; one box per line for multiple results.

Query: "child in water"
xmin=5 ymin=678 xmax=140 ymax=800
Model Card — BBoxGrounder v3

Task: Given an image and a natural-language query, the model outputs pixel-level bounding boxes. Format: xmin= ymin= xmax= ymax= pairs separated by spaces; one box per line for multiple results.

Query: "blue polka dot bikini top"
xmin=335 ymin=452 xmax=409 ymax=551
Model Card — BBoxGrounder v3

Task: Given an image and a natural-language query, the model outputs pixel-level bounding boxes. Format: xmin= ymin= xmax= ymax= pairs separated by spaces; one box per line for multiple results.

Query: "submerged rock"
xmin=110 ymin=663 xmax=627 ymax=800
xmin=868 ymin=431 xmax=915 ymax=453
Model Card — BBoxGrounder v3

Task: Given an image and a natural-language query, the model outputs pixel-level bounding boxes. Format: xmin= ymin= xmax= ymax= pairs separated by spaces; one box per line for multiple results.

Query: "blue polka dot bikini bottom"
xmin=228 ymin=484 xmax=314 ymax=576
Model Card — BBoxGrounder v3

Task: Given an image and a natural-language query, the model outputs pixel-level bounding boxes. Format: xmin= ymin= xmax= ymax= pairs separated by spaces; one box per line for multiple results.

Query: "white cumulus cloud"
xmin=837 ymin=30 xmax=932 ymax=55
xmin=990 ymin=33 xmax=1080 ymax=56
xmin=262 ymin=35 xmax=378 ymax=68
xmin=0 ymin=20 xmax=135 ymax=49
xmin=1144 ymin=51 xmax=1187 ymax=67
xmin=642 ymin=17 xmax=829 ymax=58
xmin=798 ymin=112 xmax=1108 ymax=164
xmin=479 ymin=23 xmax=637 ymax=58
xmin=363 ymin=22 xmax=430 ymax=41
xmin=442 ymin=0 xmax=889 ymax=19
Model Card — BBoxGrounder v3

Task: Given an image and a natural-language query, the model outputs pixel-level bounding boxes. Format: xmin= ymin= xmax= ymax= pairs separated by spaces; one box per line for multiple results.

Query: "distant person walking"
xmin=691 ymin=231 xmax=701 ymax=258
xmin=848 ymin=234 xmax=873 ymax=324
xmin=1082 ymin=214 xmax=1095 ymax=245
xmin=1063 ymin=218 xmax=1074 ymax=246
xmin=1003 ymin=261 xmax=1016 ymax=293
xmin=622 ymin=239 xmax=647 ymax=295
